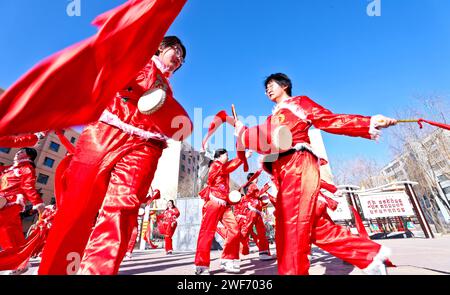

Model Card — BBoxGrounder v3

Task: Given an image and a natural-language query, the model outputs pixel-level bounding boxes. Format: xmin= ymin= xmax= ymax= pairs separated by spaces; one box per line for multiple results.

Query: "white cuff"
xmin=369 ymin=115 xmax=383 ymax=140
xmin=33 ymin=203 xmax=45 ymax=211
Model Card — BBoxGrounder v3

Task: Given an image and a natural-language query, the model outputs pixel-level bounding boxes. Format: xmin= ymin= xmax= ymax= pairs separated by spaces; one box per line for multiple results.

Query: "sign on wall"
xmin=358 ymin=191 xmax=415 ymax=219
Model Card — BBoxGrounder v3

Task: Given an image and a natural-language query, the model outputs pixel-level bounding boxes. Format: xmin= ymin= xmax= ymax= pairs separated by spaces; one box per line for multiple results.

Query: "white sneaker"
xmin=220 ymin=260 xmax=240 ymax=273
xmin=363 ymin=246 xmax=391 ymax=275
xmin=259 ymin=252 xmax=276 ymax=261
xmin=195 ymin=266 xmax=210 ymax=275
xmin=6 ymin=266 xmax=29 ymax=275
xmin=363 ymin=259 xmax=388 ymax=275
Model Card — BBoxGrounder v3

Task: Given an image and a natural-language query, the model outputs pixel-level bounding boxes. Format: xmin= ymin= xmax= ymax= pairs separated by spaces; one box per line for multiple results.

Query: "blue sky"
xmin=1 ymin=0 xmax=450 ymax=174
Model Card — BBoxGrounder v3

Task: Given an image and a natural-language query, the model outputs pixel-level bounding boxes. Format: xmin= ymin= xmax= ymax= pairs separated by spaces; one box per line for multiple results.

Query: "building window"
xmin=181 ymin=165 xmax=185 ymax=172
xmin=49 ymin=141 xmax=60 ymax=152
xmin=188 ymin=168 xmax=191 ymax=174
xmin=188 ymin=158 xmax=191 ymax=164
xmin=70 ymin=137 xmax=76 ymax=144
xmin=43 ymin=157 xmax=55 ymax=168
xmin=182 ymin=154 xmax=186 ymax=160
xmin=0 ymin=147 xmax=11 ymax=154
xmin=37 ymin=173 xmax=49 ymax=185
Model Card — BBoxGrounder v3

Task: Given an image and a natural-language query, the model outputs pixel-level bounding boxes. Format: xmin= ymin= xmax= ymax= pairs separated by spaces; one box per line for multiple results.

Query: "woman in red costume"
xmin=158 ymin=200 xmax=180 ymax=255
xmin=39 ymin=36 xmax=192 ymax=275
xmin=235 ymin=73 xmax=397 ymax=275
xmin=236 ymin=173 xmax=275 ymax=260
xmin=0 ymin=148 xmax=44 ymax=274
xmin=195 ymin=148 xmax=252 ymax=275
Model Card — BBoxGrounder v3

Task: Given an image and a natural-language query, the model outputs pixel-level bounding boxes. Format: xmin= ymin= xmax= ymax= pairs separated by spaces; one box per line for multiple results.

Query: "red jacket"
xmin=103 ymin=57 xmax=192 ymax=143
xmin=270 ymin=96 xmax=373 ymax=144
xmin=198 ymin=158 xmax=243 ymax=202
xmin=0 ymin=160 xmax=43 ymax=210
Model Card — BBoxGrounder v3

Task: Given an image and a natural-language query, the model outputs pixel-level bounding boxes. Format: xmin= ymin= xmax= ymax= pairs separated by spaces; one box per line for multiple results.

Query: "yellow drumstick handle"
xmin=397 ymin=119 xmax=419 ymax=123
xmin=231 ymin=104 xmax=238 ymax=121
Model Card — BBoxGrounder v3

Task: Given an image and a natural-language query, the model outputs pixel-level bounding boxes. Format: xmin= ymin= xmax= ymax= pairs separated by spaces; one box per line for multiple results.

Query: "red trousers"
xmin=164 ymin=222 xmax=177 ymax=252
xmin=195 ymin=200 xmax=240 ymax=267
xmin=272 ymin=151 xmax=381 ymax=275
xmin=39 ymin=123 xmax=163 ymax=275
xmin=127 ymin=225 xmax=139 ymax=254
xmin=254 ymin=215 xmax=270 ymax=253
xmin=0 ymin=205 xmax=25 ymax=251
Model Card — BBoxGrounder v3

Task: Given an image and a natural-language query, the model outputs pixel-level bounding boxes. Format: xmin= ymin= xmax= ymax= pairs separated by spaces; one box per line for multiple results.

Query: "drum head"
xmin=138 ymin=88 xmax=167 ymax=115
xmin=0 ymin=196 xmax=6 ymax=210
xmin=228 ymin=190 xmax=242 ymax=204
xmin=272 ymin=125 xmax=293 ymax=152
xmin=261 ymin=195 xmax=270 ymax=205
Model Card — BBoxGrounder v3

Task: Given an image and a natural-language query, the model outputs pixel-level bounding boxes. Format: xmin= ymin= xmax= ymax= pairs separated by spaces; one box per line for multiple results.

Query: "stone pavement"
xmin=2 ymin=236 xmax=450 ymax=275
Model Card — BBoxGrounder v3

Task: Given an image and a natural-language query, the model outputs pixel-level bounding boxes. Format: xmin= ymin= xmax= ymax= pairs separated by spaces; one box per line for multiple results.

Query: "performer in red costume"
xmin=39 ymin=36 xmax=192 ymax=275
xmin=235 ymin=73 xmax=397 ymax=275
xmin=0 ymin=148 xmax=44 ymax=274
xmin=158 ymin=200 xmax=180 ymax=255
xmin=236 ymin=173 xmax=275 ymax=260
xmin=195 ymin=148 xmax=252 ymax=275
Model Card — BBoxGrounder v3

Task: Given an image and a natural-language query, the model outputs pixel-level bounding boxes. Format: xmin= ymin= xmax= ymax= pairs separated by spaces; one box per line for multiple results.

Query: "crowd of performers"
xmin=0 ymin=0 xmax=403 ymax=276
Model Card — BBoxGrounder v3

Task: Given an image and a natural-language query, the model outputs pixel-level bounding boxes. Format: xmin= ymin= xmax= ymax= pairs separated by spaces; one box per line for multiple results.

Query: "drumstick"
xmin=231 ymin=104 xmax=238 ymax=121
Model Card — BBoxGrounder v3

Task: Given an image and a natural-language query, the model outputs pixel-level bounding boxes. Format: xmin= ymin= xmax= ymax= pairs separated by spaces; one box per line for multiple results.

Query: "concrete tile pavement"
xmin=2 ymin=236 xmax=450 ymax=275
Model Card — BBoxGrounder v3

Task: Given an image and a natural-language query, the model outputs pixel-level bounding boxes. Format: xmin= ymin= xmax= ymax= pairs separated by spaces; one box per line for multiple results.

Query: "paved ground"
xmin=2 ymin=235 xmax=450 ymax=275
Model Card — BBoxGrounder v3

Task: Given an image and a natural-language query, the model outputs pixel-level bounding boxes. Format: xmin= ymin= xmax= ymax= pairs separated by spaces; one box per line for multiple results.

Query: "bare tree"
xmin=386 ymin=96 xmax=450 ymax=233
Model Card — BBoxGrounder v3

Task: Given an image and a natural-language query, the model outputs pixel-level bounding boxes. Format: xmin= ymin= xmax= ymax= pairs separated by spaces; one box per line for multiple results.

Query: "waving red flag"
xmin=202 ymin=110 xmax=236 ymax=149
xmin=417 ymin=118 xmax=450 ymax=131
xmin=0 ymin=0 xmax=187 ymax=136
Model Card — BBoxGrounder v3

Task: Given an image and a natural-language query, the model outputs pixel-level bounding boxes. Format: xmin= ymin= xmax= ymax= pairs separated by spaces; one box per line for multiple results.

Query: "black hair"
xmin=167 ymin=200 xmax=176 ymax=209
xmin=214 ymin=148 xmax=228 ymax=159
xmin=264 ymin=73 xmax=292 ymax=96
xmin=19 ymin=148 xmax=37 ymax=167
xmin=155 ymin=36 xmax=186 ymax=61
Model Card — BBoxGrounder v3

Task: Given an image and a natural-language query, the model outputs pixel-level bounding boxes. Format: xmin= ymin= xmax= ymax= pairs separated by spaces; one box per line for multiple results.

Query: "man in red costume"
xmin=236 ymin=173 xmax=275 ymax=261
xmin=158 ymin=200 xmax=180 ymax=255
xmin=235 ymin=73 xmax=397 ymax=275
xmin=39 ymin=36 xmax=192 ymax=275
xmin=195 ymin=149 xmax=252 ymax=275
xmin=0 ymin=148 xmax=45 ymax=274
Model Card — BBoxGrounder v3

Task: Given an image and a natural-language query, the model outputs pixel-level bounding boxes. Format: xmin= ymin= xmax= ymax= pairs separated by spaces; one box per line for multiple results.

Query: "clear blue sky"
xmin=1 ymin=0 xmax=450 ymax=172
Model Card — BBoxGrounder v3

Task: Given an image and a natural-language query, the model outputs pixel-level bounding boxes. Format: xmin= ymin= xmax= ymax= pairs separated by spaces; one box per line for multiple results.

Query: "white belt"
xmin=99 ymin=110 xmax=169 ymax=142
xmin=236 ymin=214 xmax=247 ymax=219
xmin=209 ymin=194 xmax=227 ymax=206
xmin=291 ymin=142 xmax=320 ymax=159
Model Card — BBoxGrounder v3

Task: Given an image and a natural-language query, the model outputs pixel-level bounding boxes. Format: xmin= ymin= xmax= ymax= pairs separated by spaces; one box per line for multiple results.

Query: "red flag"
xmin=0 ymin=0 xmax=187 ymax=136
xmin=202 ymin=110 xmax=236 ymax=149
xmin=417 ymin=118 xmax=450 ymax=131
xmin=350 ymin=206 xmax=370 ymax=240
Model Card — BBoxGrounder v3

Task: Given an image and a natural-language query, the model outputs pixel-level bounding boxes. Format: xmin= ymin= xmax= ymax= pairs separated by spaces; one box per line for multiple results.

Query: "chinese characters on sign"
xmin=359 ymin=191 xmax=415 ymax=219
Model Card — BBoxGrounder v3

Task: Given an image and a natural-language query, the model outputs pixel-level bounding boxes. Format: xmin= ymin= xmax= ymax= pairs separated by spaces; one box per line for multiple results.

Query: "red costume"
xmin=195 ymin=158 xmax=244 ymax=268
xmin=0 ymin=160 xmax=43 ymax=251
xmin=158 ymin=207 xmax=180 ymax=253
xmin=38 ymin=56 xmax=192 ymax=275
xmin=239 ymin=96 xmax=389 ymax=275
xmin=235 ymin=182 xmax=271 ymax=256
